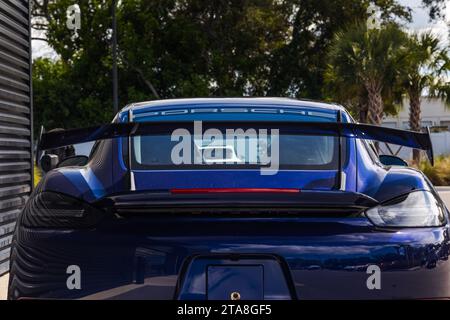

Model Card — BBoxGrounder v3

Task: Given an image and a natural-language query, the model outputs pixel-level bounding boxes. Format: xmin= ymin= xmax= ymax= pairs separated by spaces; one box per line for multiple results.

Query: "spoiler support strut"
xmin=128 ymin=109 xmax=136 ymax=191
xmin=336 ymin=110 xmax=344 ymax=190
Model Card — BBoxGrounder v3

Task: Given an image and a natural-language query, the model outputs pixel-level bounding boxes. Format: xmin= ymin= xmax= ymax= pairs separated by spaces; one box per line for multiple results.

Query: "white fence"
xmin=379 ymin=131 xmax=450 ymax=160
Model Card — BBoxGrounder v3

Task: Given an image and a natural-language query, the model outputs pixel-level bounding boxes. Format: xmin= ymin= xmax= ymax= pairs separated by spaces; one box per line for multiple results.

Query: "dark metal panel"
xmin=0 ymin=173 xmax=30 ymax=184
xmin=0 ymin=2 xmax=28 ymax=26
xmin=0 ymin=247 xmax=11 ymax=262
xmin=0 ymin=185 xmax=30 ymax=198
xmin=0 ymin=99 xmax=30 ymax=114
xmin=6 ymin=0 xmax=28 ymax=16
xmin=0 ymin=137 xmax=29 ymax=147
xmin=0 ymin=222 xmax=15 ymax=236
xmin=0 ymin=124 xmax=30 ymax=136
xmin=0 ymin=25 xmax=29 ymax=47
xmin=0 ymin=247 xmax=11 ymax=275
xmin=0 ymin=38 xmax=28 ymax=59
xmin=0 ymin=209 xmax=20 ymax=224
xmin=0 ymin=87 xmax=30 ymax=103
xmin=0 ymin=49 xmax=28 ymax=69
xmin=0 ymin=136 xmax=29 ymax=147
xmin=0 ymin=0 xmax=32 ymax=276
xmin=0 ymin=111 xmax=30 ymax=125
xmin=0 ymin=196 xmax=27 ymax=211
xmin=27 ymin=0 xmax=33 ymax=193
xmin=0 ymin=12 xmax=29 ymax=37
xmin=0 ymin=260 xmax=9 ymax=275
xmin=0 ymin=235 xmax=13 ymax=251
xmin=0 ymin=74 xmax=30 ymax=92
xmin=0 ymin=162 xmax=31 ymax=172
xmin=0 ymin=234 xmax=13 ymax=273
xmin=0 ymin=61 xmax=29 ymax=80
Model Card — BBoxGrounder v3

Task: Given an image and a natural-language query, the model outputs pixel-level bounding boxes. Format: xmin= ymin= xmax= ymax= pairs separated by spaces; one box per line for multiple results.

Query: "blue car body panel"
xmin=8 ymin=98 xmax=450 ymax=300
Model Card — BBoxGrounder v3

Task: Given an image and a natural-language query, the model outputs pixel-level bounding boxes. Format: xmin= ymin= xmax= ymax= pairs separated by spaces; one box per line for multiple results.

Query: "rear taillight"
xmin=21 ymin=191 xmax=106 ymax=228
xmin=365 ymin=190 xmax=446 ymax=227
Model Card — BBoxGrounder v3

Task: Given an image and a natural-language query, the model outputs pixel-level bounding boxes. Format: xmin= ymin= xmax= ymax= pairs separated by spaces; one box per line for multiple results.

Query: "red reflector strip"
xmin=170 ymin=188 xmax=300 ymax=194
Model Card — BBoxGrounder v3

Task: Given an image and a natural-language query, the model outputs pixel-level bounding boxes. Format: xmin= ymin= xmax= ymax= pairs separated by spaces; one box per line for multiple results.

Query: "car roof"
xmin=120 ymin=97 xmax=346 ymax=115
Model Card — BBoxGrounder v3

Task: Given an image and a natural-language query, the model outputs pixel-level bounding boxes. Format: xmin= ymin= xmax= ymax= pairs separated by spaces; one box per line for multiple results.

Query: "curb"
xmin=0 ymin=273 xmax=8 ymax=300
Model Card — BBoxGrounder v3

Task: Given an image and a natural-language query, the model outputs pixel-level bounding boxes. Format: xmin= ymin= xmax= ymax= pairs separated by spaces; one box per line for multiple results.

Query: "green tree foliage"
xmin=31 ymin=0 xmax=444 ymax=132
xmin=398 ymin=32 xmax=449 ymax=163
xmin=33 ymin=0 xmax=116 ymax=133
xmin=267 ymin=0 xmax=410 ymax=98
xmin=33 ymin=57 xmax=113 ymax=131
xmin=326 ymin=23 xmax=408 ymax=125
xmin=118 ymin=0 xmax=292 ymax=97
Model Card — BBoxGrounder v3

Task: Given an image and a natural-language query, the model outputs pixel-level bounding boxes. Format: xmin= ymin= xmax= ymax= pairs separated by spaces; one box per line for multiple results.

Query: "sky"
xmin=32 ymin=1 xmax=450 ymax=59
xmin=398 ymin=0 xmax=450 ymax=42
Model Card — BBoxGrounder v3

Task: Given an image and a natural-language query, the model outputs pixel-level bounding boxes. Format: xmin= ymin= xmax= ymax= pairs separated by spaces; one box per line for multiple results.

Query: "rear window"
xmin=124 ymin=108 xmax=347 ymax=171
xmin=131 ymin=132 xmax=339 ymax=170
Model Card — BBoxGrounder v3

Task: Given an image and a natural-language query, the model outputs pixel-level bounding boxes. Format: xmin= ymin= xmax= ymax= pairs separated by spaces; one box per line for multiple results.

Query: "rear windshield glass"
xmin=125 ymin=108 xmax=345 ymax=171
xmin=131 ymin=132 xmax=338 ymax=170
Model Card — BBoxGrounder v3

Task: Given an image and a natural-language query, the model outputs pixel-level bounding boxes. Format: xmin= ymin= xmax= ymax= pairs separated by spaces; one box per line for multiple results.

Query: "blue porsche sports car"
xmin=8 ymin=98 xmax=450 ymax=300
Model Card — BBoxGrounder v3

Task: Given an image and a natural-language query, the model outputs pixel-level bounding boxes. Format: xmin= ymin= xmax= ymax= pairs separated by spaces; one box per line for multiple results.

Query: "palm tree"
xmin=326 ymin=23 xmax=408 ymax=125
xmin=324 ymin=71 xmax=367 ymax=122
xmin=400 ymin=32 xmax=450 ymax=163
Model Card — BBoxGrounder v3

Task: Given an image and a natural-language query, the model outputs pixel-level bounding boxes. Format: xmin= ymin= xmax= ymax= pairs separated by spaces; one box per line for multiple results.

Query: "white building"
xmin=381 ymin=98 xmax=450 ymax=159
xmin=383 ymin=98 xmax=450 ymax=130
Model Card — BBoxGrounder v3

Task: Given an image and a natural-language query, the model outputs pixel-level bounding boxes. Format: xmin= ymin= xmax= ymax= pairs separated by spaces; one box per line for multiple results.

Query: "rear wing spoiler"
xmin=38 ymin=121 xmax=434 ymax=165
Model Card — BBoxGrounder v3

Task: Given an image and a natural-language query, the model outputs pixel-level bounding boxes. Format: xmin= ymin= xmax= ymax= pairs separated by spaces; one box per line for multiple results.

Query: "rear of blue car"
xmin=8 ymin=99 xmax=450 ymax=299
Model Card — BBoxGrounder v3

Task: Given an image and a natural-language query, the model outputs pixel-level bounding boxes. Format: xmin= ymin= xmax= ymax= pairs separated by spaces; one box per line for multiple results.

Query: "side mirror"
xmin=40 ymin=154 xmax=59 ymax=173
xmin=57 ymin=155 xmax=88 ymax=168
xmin=379 ymin=154 xmax=408 ymax=167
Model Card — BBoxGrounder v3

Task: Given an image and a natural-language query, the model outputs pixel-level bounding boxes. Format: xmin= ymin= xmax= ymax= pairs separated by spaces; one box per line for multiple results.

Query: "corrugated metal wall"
xmin=0 ymin=0 xmax=32 ymax=276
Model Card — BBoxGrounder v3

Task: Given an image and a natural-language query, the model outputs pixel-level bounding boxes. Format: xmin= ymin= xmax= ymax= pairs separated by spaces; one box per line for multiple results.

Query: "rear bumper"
xmin=7 ymin=217 xmax=450 ymax=300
